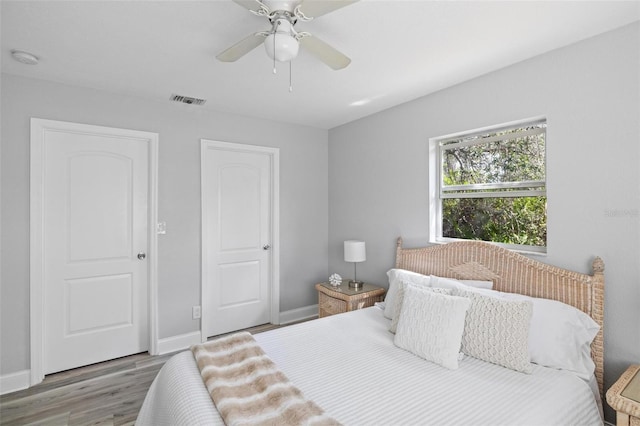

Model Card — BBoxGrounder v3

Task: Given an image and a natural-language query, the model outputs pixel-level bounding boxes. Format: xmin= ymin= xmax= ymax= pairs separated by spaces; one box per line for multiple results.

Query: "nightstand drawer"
xmin=315 ymin=281 xmax=385 ymax=318
xmin=318 ymin=291 xmax=348 ymax=317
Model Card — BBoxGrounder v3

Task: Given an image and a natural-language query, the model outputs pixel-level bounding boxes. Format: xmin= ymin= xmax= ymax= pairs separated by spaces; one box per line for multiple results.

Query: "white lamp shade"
xmin=344 ymin=240 xmax=366 ymax=263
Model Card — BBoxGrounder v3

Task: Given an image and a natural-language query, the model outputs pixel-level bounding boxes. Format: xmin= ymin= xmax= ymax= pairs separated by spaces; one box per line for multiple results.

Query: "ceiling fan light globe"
xmin=264 ymin=32 xmax=299 ymax=62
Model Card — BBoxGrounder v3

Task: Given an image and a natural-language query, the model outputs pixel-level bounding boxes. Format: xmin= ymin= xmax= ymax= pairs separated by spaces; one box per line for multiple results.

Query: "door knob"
xmin=137 ymin=252 xmax=146 ymax=260
xmin=263 ymin=244 xmax=271 ymax=250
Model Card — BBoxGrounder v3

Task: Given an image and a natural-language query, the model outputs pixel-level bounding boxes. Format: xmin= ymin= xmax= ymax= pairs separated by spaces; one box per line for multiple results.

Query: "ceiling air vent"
xmin=170 ymin=94 xmax=206 ymax=106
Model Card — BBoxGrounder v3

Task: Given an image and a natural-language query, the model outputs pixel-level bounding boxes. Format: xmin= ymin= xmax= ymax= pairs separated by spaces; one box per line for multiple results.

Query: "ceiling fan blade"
xmin=299 ymin=35 xmax=351 ymax=70
xmin=232 ymin=0 xmax=261 ymax=11
xmin=298 ymin=0 xmax=359 ymax=18
xmin=216 ymin=34 xmax=265 ymax=62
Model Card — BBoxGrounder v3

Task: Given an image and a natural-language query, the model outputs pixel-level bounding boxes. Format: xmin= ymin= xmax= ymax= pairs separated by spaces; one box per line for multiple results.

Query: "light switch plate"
xmin=157 ymin=221 xmax=166 ymax=234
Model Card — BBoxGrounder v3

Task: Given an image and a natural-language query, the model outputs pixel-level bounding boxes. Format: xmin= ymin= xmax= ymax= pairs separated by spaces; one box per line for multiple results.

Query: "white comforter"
xmin=137 ymin=306 xmax=602 ymax=426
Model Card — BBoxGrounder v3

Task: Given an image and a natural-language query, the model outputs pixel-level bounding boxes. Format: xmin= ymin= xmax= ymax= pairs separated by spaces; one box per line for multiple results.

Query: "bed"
xmin=137 ymin=238 xmax=605 ymax=425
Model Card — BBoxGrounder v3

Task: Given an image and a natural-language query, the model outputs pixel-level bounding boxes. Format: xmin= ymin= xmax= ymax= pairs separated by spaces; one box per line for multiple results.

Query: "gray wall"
xmin=328 ymin=22 xmax=639 ymax=423
xmin=0 ymin=74 xmax=329 ymax=374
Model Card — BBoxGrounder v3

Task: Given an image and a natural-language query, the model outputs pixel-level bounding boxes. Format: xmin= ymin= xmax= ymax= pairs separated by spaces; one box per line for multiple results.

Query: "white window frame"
xmin=429 ymin=117 xmax=547 ymax=254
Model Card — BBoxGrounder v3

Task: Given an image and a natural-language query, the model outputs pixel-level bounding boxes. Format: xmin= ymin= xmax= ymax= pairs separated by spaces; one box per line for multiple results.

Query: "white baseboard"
xmin=1 ymin=333 xmax=202 ymax=394
xmin=157 ymin=331 xmax=201 ymax=355
xmin=278 ymin=304 xmax=318 ymax=325
xmin=0 ymin=369 xmax=30 ymax=395
xmin=156 ymin=307 xmax=318 ymax=356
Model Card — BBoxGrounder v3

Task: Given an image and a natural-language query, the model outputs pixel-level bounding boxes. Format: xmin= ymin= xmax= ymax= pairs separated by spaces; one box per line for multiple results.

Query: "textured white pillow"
xmin=389 ymin=282 xmax=451 ymax=333
xmin=394 ymin=285 xmax=471 ymax=370
xmin=456 ymin=289 xmax=533 ymax=374
xmin=500 ymin=293 xmax=599 ymax=379
xmin=384 ymin=269 xmax=432 ymax=319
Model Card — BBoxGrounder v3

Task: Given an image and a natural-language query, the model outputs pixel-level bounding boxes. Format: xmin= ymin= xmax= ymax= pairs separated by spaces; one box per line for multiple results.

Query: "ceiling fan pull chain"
xmin=289 ymin=61 xmax=293 ymax=92
xmin=273 ymin=20 xmax=279 ymax=74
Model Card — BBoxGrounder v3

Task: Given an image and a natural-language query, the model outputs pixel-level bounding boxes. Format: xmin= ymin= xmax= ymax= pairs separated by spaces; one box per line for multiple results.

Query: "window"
xmin=429 ymin=118 xmax=547 ymax=253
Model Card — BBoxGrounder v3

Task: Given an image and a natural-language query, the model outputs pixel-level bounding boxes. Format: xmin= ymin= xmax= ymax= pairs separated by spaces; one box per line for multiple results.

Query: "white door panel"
xmin=202 ymin=142 xmax=277 ymax=338
xmin=66 ymin=152 xmax=133 ymax=261
xmin=219 ymin=260 xmax=261 ymax=306
xmin=219 ymin=165 xmax=263 ymax=250
xmin=65 ymin=274 xmax=133 ymax=337
xmin=42 ymin=126 xmax=149 ymax=374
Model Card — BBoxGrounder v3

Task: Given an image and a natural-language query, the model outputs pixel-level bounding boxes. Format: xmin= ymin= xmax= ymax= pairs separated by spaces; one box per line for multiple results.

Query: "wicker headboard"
xmin=395 ymin=237 xmax=605 ymax=396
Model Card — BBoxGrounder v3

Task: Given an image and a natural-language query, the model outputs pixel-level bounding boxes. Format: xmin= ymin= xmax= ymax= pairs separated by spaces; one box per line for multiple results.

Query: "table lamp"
xmin=344 ymin=240 xmax=366 ymax=289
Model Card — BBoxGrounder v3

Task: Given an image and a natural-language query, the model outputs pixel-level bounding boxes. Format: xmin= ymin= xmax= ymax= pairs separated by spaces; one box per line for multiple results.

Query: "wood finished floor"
xmin=0 ymin=322 xmax=293 ymax=426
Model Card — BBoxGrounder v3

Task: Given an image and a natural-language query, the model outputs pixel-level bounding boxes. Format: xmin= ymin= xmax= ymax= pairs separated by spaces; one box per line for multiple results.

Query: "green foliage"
xmin=440 ymin=124 xmax=547 ymax=247
xmin=442 ymin=127 xmax=545 ymax=186
xmin=442 ymin=197 xmax=547 ymax=246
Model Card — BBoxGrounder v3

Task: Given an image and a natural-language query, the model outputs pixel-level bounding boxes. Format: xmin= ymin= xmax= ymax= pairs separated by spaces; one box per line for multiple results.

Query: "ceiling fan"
xmin=217 ymin=0 xmax=359 ymax=70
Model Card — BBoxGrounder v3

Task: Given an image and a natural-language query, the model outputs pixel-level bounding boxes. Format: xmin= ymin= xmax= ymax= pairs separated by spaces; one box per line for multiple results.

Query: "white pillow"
xmin=394 ymin=285 xmax=471 ymax=370
xmin=500 ymin=293 xmax=599 ymax=379
xmin=456 ymin=289 xmax=533 ymax=374
xmin=428 ymin=275 xmax=466 ymax=291
xmin=384 ymin=269 xmax=432 ymax=319
xmin=389 ymin=281 xmax=451 ymax=333
xmin=460 ymin=279 xmax=494 ymax=289
xmin=430 ymin=275 xmax=493 ymax=291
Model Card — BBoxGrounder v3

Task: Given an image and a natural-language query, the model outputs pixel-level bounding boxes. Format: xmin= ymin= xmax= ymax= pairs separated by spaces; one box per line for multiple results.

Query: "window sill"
xmin=430 ymin=238 xmax=547 ymax=257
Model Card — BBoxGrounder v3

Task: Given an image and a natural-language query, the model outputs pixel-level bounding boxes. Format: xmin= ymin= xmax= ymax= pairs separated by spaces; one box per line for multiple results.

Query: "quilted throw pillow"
xmin=389 ymin=281 xmax=451 ymax=334
xmin=394 ymin=285 xmax=471 ymax=370
xmin=455 ymin=289 xmax=533 ymax=374
xmin=384 ymin=269 xmax=432 ymax=319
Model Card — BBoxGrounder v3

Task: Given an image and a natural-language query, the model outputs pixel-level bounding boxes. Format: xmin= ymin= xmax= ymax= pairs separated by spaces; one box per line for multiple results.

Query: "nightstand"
xmin=315 ymin=281 xmax=386 ymax=318
xmin=607 ymin=364 xmax=640 ymax=426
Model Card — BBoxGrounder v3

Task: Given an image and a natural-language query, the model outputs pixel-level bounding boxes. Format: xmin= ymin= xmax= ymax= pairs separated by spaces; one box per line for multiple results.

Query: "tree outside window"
xmin=431 ymin=119 xmax=546 ymax=253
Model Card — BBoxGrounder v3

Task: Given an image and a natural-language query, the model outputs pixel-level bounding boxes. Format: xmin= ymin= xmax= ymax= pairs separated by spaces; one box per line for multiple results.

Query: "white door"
xmin=40 ymin=122 xmax=150 ymax=374
xmin=201 ymin=140 xmax=278 ymax=338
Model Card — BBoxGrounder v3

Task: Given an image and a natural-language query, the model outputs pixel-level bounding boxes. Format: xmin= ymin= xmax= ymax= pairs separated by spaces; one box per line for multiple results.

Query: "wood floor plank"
xmin=22 ymin=411 xmax=70 ymax=426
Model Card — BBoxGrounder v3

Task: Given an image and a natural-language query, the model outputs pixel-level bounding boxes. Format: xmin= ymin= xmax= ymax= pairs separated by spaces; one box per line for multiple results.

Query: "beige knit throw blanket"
xmin=191 ymin=332 xmax=341 ymax=426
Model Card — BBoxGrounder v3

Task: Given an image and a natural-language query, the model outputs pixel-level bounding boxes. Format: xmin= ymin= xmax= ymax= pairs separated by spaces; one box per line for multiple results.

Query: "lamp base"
xmin=348 ymin=280 xmax=364 ymax=289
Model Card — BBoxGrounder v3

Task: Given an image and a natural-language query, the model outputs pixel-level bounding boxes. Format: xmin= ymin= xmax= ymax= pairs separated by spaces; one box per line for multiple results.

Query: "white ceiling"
xmin=2 ymin=1 xmax=639 ymax=129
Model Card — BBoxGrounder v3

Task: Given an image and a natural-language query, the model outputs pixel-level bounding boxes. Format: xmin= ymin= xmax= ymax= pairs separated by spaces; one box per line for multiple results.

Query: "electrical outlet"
xmin=192 ymin=305 xmax=201 ymax=319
